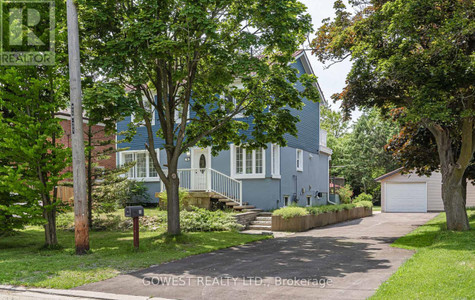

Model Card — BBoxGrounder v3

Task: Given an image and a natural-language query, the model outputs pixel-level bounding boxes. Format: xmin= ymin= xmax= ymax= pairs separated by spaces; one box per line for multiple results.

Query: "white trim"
xmin=271 ymin=144 xmax=281 ymax=179
xmin=296 ymin=149 xmax=303 ymax=172
xmin=120 ymin=149 xmax=160 ymax=182
xmin=230 ymin=144 xmax=265 ymax=179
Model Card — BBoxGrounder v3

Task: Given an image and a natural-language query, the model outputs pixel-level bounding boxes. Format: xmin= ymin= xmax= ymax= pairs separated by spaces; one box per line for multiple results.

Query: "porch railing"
xmin=160 ymin=168 xmax=242 ymax=205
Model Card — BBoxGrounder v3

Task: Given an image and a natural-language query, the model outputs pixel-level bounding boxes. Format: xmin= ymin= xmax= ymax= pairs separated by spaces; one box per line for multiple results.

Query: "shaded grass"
xmin=0 ymin=226 xmax=269 ymax=289
xmin=372 ymin=210 xmax=475 ymax=299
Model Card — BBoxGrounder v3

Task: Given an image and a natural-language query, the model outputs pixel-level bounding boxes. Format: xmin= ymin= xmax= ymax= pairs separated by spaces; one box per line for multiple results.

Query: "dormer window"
xmin=221 ymin=94 xmax=244 ymax=118
xmin=131 ymin=96 xmax=156 ymax=126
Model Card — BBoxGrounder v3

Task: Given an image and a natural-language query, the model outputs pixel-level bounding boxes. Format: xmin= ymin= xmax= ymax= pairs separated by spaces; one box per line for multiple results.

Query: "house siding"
xmin=284 ymin=58 xmax=320 ymax=154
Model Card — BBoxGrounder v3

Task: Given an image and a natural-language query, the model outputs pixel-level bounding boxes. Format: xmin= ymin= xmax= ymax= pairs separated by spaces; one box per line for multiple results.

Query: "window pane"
xmin=136 ymin=153 xmax=147 ymax=178
xmin=256 ymin=149 xmax=263 ymax=174
xmin=236 ymin=147 xmax=243 ymax=174
xmin=124 ymin=153 xmax=135 ymax=178
xmin=297 ymin=150 xmax=302 ymax=169
xmin=272 ymin=145 xmax=279 ymax=175
xmin=149 ymin=154 xmax=158 ymax=177
xmin=246 ymin=150 xmax=253 ymax=174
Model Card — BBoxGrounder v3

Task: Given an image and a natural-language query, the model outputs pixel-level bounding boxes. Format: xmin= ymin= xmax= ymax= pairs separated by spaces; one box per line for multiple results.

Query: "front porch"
xmin=160 ymin=168 xmax=256 ymax=211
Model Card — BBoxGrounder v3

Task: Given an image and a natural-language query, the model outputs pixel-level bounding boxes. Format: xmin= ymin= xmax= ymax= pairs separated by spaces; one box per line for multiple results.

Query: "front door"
xmin=191 ymin=148 xmax=210 ymax=190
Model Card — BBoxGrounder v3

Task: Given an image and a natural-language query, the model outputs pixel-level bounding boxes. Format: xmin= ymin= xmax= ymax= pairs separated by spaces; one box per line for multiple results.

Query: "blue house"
xmin=116 ymin=51 xmax=332 ymax=211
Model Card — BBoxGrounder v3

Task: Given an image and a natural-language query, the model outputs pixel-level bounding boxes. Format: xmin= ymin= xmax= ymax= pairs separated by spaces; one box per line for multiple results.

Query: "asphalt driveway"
xmin=76 ymin=212 xmax=437 ymax=300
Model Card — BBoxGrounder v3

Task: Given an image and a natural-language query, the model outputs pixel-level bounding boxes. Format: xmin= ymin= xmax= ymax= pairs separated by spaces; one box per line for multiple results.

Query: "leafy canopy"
xmin=79 ymin=0 xmax=319 ymax=160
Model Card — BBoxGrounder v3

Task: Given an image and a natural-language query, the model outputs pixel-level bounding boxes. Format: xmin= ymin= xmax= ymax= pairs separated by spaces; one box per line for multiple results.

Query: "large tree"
xmin=80 ymin=0 xmax=318 ymax=235
xmin=313 ymin=0 xmax=475 ymax=230
xmin=336 ymin=109 xmax=399 ymax=200
xmin=0 ymin=0 xmax=70 ymax=245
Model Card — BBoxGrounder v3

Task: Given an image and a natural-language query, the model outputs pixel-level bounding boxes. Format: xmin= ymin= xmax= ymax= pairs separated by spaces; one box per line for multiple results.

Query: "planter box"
xmin=272 ymin=207 xmax=373 ymax=232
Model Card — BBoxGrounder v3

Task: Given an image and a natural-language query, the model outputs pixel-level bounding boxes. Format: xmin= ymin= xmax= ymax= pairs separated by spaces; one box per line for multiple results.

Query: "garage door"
xmin=386 ymin=183 xmax=427 ymax=212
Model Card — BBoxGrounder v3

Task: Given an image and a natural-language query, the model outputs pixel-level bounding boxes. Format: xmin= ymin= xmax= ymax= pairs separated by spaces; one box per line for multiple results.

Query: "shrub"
xmin=353 ymin=193 xmax=373 ymax=203
xmin=337 ymin=185 xmax=353 ymax=204
xmin=56 ymin=213 xmax=75 ymax=231
xmin=57 ymin=209 xmax=241 ymax=232
xmin=305 ymin=204 xmax=356 ymax=215
xmin=354 ymin=201 xmax=373 ymax=208
xmin=273 ymin=206 xmax=309 ymax=219
xmin=93 ymin=178 xmax=152 ymax=214
xmin=157 ymin=188 xmax=189 ymax=210
xmin=180 ymin=208 xmax=242 ymax=232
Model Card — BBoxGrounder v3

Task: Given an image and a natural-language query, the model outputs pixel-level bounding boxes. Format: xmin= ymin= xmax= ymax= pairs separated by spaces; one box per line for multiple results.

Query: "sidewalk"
xmin=0 ymin=285 xmax=172 ymax=300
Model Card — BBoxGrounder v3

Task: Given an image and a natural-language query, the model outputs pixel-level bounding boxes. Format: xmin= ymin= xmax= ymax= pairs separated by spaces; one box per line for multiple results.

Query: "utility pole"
xmin=67 ymin=0 xmax=89 ymax=254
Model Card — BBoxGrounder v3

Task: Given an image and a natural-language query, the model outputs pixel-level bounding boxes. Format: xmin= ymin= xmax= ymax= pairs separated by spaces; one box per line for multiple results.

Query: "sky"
xmin=299 ymin=0 xmax=362 ymax=121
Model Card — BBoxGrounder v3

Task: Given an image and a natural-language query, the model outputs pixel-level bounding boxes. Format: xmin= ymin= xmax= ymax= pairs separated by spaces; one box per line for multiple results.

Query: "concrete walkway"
xmin=76 ymin=213 xmax=437 ymax=300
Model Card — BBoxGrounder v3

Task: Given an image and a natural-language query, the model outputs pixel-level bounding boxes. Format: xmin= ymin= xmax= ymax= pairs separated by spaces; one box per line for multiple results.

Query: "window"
xmin=221 ymin=94 xmax=244 ymax=118
xmin=236 ymin=147 xmax=243 ymax=174
xmin=121 ymin=150 xmax=159 ymax=181
xmin=131 ymin=96 xmax=156 ymax=126
xmin=306 ymin=196 xmax=311 ymax=206
xmin=284 ymin=195 xmax=290 ymax=206
xmin=148 ymin=155 xmax=158 ymax=177
xmin=231 ymin=145 xmax=265 ymax=179
xmin=174 ymin=103 xmax=190 ymax=124
xmin=271 ymin=144 xmax=280 ymax=178
xmin=296 ymin=149 xmax=303 ymax=172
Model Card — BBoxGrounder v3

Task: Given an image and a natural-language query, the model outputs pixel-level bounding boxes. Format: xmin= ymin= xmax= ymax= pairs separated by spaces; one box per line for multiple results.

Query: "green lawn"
xmin=0 ymin=226 xmax=269 ymax=289
xmin=372 ymin=209 xmax=475 ymax=299
xmin=372 ymin=206 xmax=381 ymax=211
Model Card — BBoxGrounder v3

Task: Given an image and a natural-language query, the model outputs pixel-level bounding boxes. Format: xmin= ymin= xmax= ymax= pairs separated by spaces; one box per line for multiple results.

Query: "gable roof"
xmin=374 ymin=168 xmax=404 ymax=182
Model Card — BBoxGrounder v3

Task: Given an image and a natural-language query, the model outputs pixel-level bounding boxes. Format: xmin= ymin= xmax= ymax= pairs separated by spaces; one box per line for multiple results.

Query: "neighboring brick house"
xmin=56 ymin=111 xmax=116 ymax=170
xmin=55 ymin=111 xmax=116 ymax=203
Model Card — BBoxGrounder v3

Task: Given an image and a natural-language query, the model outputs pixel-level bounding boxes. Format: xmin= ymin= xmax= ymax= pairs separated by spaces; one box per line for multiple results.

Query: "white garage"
xmin=376 ymin=168 xmax=475 ymax=213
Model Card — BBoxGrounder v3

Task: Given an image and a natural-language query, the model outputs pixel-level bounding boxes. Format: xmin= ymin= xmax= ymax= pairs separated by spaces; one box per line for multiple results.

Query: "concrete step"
xmin=258 ymin=212 xmax=273 ymax=216
xmin=251 ymin=220 xmax=271 ymax=225
xmin=218 ymin=198 xmax=232 ymax=203
xmin=256 ymin=216 xmax=272 ymax=221
xmin=225 ymin=202 xmax=239 ymax=206
xmin=234 ymin=205 xmax=255 ymax=210
xmin=248 ymin=225 xmax=272 ymax=230
xmin=242 ymin=208 xmax=263 ymax=213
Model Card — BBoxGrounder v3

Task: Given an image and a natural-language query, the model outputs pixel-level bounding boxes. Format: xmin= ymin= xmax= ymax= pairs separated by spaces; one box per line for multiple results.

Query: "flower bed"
xmin=272 ymin=203 xmax=373 ymax=232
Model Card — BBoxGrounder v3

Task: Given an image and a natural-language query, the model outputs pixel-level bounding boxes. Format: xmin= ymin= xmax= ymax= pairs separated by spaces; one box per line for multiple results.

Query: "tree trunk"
xmin=43 ymin=198 xmax=58 ymax=247
xmin=433 ymin=126 xmax=471 ymax=231
xmin=166 ymin=166 xmax=181 ymax=235
xmin=441 ymin=174 xmax=470 ymax=231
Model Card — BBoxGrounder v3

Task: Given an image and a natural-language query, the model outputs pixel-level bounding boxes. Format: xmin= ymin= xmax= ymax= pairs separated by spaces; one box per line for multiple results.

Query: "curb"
xmin=0 ymin=285 xmax=173 ymax=300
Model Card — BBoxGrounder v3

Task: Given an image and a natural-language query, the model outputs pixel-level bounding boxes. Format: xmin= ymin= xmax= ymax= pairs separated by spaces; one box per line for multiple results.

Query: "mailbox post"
xmin=125 ymin=206 xmax=144 ymax=249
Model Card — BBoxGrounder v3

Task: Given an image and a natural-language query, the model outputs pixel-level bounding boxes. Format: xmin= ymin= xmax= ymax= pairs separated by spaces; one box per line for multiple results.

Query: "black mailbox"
xmin=125 ymin=206 xmax=144 ymax=218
